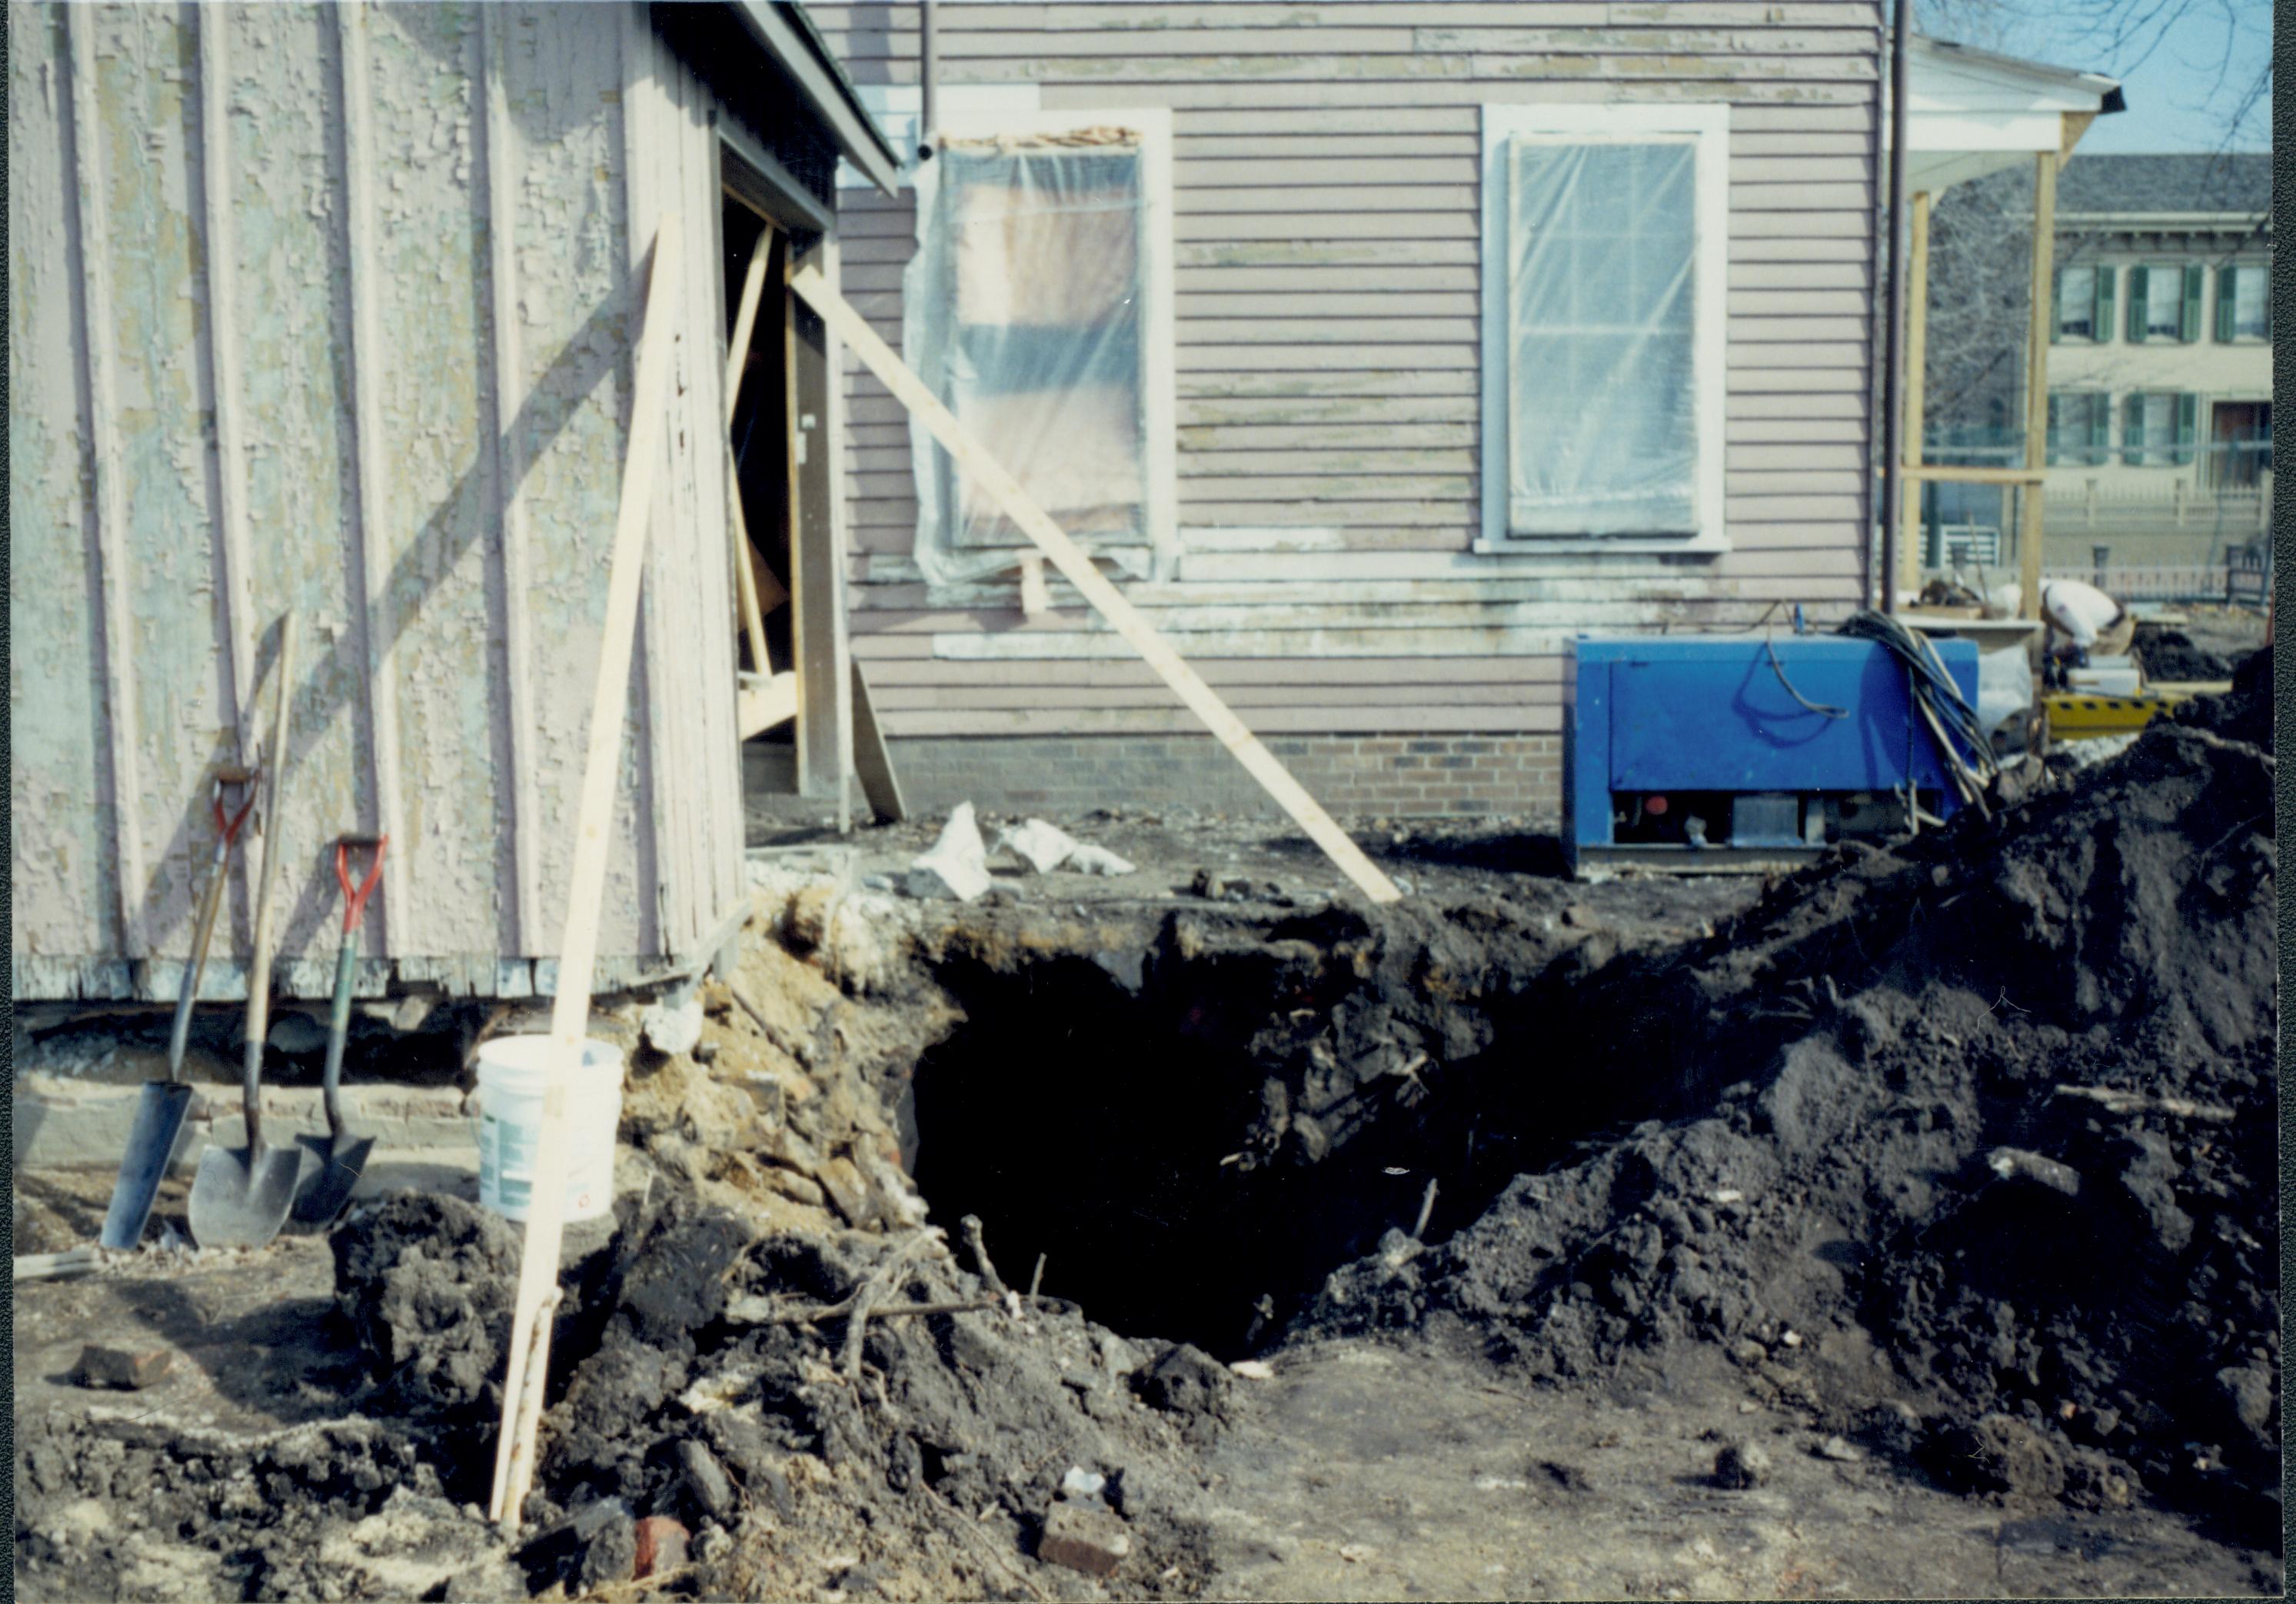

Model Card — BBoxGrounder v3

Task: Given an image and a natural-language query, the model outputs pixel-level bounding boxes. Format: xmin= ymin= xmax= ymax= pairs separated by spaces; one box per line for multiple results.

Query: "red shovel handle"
xmin=212 ymin=781 xmax=256 ymax=846
xmin=336 ymin=836 xmax=388 ymax=933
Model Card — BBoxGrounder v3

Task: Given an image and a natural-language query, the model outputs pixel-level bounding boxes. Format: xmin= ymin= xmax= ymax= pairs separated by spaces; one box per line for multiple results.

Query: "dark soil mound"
xmin=1299 ymin=717 xmax=2278 ymax=1543
xmin=323 ymin=1190 xmax=1220 ymax=1597
xmin=2136 ymin=628 xmax=2233 ymax=683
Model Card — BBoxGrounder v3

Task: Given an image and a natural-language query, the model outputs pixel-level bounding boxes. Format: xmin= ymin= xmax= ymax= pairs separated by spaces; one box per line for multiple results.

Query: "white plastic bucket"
xmin=474 ymin=1036 xmax=624 ymax=1223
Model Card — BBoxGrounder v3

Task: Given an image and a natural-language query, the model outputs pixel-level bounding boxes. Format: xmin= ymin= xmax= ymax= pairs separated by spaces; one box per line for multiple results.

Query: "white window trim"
xmin=2226 ymin=264 xmax=2270 ymax=341
xmin=1478 ymin=103 xmax=1730 ymax=557
xmin=2056 ymin=264 xmax=2104 ymax=343
xmin=909 ymin=105 xmax=1178 ymax=582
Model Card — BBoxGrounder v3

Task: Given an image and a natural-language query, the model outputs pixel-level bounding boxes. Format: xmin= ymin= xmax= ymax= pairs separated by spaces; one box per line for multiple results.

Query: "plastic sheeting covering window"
xmin=1505 ymin=140 xmax=1699 ymax=537
xmin=905 ymin=135 xmax=1149 ymax=584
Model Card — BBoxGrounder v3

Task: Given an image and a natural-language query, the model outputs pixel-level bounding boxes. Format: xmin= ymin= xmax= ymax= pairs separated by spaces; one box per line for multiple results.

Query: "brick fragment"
xmin=634 ymin=1515 xmax=690 ymax=1579
xmin=1038 ymin=1501 xmax=1133 ymax=1578
xmin=74 ymin=1345 xmax=171 ymax=1390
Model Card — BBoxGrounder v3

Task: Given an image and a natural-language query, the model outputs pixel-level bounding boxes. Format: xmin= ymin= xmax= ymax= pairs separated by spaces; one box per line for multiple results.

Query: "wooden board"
xmin=790 ymin=262 xmax=1401 ymax=905
xmin=850 ymin=660 xmax=908 ymax=823
xmin=738 ymin=671 xmax=800 ymax=739
xmin=490 ymin=214 xmax=682 ymax=1529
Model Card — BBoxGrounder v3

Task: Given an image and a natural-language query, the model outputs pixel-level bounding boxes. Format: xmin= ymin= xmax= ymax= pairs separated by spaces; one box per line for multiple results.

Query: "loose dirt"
xmin=13 ymin=651 xmax=2278 ymax=1599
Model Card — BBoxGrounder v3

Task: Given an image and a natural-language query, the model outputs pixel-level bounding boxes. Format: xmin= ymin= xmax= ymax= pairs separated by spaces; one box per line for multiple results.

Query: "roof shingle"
xmin=2055 ymin=152 xmax=2271 ymax=217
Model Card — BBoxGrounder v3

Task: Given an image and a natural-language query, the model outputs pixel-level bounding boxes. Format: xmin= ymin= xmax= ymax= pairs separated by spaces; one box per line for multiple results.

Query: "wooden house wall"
xmin=8 ymin=0 xmax=750 ymax=1000
xmin=808 ymin=0 xmax=1883 ymax=742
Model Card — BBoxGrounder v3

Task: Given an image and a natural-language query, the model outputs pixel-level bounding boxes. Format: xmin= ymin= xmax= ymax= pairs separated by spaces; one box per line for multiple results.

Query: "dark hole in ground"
xmin=903 ymin=935 xmax=1667 ymax=1360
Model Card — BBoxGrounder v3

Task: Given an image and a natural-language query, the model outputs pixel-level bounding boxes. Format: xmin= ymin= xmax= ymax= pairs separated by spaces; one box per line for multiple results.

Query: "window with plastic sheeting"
xmin=902 ymin=113 xmax=1176 ymax=588
xmin=1479 ymin=105 xmax=1728 ymax=552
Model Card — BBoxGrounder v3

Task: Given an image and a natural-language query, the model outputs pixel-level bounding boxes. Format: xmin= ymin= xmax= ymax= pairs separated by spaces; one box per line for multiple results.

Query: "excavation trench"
xmin=895 ymin=903 xmax=1690 ymax=1360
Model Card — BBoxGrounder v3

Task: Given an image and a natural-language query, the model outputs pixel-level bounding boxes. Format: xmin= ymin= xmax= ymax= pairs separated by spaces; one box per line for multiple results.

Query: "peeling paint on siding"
xmin=9 ymin=1 xmax=748 ymax=1000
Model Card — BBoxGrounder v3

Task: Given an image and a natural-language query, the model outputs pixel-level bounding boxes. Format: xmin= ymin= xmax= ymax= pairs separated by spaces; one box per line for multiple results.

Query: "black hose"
xmin=1835 ymin=608 xmax=2001 ymax=814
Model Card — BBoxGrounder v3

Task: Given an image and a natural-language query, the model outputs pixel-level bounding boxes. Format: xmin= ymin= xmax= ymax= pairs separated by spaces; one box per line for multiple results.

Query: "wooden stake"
xmin=788 ymin=265 xmax=1402 ymax=906
xmin=2018 ymin=151 xmax=2057 ymax=620
xmin=487 ymin=214 xmax=684 ymax=1529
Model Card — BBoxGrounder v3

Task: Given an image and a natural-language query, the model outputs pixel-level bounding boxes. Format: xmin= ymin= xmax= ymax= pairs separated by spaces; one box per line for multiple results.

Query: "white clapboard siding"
xmin=827 ymin=0 xmax=1878 ymax=744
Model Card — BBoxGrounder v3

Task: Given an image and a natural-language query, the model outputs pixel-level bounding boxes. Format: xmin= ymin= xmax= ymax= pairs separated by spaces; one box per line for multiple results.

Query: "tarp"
xmin=1505 ymin=140 xmax=1699 ymax=537
xmin=906 ymin=132 xmax=1152 ymax=585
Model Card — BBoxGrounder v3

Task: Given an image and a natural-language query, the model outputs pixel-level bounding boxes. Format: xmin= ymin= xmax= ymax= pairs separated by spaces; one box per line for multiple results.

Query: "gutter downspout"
xmin=1877 ymin=0 xmax=1911 ymax=612
xmin=919 ymin=0 xmax=938 ymax=164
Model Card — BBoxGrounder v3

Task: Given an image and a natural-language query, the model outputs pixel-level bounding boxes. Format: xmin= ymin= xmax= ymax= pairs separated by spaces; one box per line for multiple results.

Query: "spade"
xmin=291 ymin=834 xmax=387 ymax=1226
xmin=98 ymin=770 xmax=256 ymax=1250
xmin=188 ymin=613 xmax=314 ymax=1250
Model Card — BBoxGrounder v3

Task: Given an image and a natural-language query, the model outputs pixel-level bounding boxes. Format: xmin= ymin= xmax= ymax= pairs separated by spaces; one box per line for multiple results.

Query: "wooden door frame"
xmin=716 ymin=136 xmax=850 ymax=814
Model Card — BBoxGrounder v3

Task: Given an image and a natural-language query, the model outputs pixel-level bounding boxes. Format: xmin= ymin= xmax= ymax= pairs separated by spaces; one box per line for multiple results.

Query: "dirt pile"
xmin=321 ymin=1187 xmax=1220 ymax=1599
xmin=2137 ymin=628 xmax=2234 ymax=683
xmin=1301 ymin=700 xmax=2278 ymax=1542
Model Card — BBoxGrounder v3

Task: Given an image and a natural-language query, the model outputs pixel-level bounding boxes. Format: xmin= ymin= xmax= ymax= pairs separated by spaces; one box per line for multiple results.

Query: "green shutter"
xmin=2125 ymin=265 xmax=2148 ymax=342
xmin=2180 ymin=265 xmax=2204 ymax=341
xmin=2049 ymin=268 xmax=2064 ymax=344
xmin=2088 ymin=399 xmax=2111 ymax=464
xmin=2045 ymin=394 xmax=2061 ymax=464
xmin=2122 ymin=394 xmax=2146 ymax=465
xmin=2094 ymin=266 xmax=2115 ymax=340
xmin=2172 ymin=394 xmax=2198 ymax=466
xmin=2217 ymin=265 xmax=2238 ymax=342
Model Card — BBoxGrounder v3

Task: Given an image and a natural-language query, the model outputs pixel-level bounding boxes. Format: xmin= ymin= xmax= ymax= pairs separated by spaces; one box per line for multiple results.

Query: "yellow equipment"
xmin=2042 ymin=679 xmax=2229 ymax=741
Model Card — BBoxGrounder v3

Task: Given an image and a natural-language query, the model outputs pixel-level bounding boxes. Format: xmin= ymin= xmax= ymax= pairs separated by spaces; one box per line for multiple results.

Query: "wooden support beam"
xmin=730 ymin=442 xmax=775 ymax=675
xmin=789 ymin=238 xmax=853 ymax=819
xmin=850 ymin=661 xmax=907 ymax=823
xmin=789 ymin=264 xmax=1403 ymax=906
xmin=488 ymin=215 xmax=683 ymax=1532
xmin=1898 ymin=188 xmax=1931 ymax=599
xmin=737 ymin=671 xmax=799 ymax=739
xmin=1882 ymin=464 xmax=2048 ymax=486
xmin=2019 ymin=151 xmax=2058 ymax=620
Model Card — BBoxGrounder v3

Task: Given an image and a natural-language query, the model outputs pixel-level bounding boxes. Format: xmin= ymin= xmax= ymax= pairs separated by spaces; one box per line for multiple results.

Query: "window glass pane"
xmin=2234 ymin=267 xmax=2268 ymax=338
xmin=1506 ymin=141 xmax=1698 ymax=536
xmin=2138 ymin=393 xmax=2174 ymax=464
xmin=2058 ymin=266 xmax=2096 ymax=338
xmin=2048 ymin=393 xmax=2108 ymax=464
xmin=933 ymin=146 xmax=1146 ymax=548
xmin=2143 ymin=267 xmax=2182 ymax=337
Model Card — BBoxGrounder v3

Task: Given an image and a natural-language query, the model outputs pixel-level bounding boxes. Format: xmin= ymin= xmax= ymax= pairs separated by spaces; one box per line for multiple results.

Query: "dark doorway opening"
xmin=722 ymin=194 xmax=794 ymax=697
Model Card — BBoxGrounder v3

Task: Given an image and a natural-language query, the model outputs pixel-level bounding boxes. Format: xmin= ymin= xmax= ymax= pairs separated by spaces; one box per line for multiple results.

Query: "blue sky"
xmin=1922 ymin=0 xmax=2271 ymax=151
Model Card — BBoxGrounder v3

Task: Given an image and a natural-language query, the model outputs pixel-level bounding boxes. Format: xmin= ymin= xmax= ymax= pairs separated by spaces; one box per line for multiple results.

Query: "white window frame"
xmin=2055 ymin=265 xmax=2102 ymax=342
xmin=2226 ymin=264 xmax=2269 ymax=341
xmin=1479 ymin=103 xmax=1730 ymax=556
xmin=907 ymin=105 xmax=1178 ymax=581
xmin=2138 ymin=263 xmax=2185 ymax=341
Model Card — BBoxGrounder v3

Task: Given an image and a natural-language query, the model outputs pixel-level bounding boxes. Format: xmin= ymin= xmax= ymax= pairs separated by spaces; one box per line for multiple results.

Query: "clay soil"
xmin=12 ymin=651 xmax=2279 ymax=1602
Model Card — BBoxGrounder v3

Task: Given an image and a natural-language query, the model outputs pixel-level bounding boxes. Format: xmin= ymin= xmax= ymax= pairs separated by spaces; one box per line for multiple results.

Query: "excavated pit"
xmin=897 ymin=898 xmax=1729 ymax=1361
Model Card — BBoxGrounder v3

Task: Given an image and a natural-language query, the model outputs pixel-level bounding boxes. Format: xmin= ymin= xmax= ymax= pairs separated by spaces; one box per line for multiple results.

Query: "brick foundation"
xmin=886 ymin=734 xmax=1563 ymax=822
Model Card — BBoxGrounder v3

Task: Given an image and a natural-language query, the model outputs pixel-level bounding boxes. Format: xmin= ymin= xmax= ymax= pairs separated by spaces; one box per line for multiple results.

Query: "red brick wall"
xmin=887 ymin=734 xmax=1563 ymax=823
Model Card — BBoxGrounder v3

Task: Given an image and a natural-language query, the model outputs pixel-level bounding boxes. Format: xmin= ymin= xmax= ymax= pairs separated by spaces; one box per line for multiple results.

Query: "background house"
xmin=8 ymin=2 xmax=897 ymax=1003
xmin=1922 ymin=151 xmax=2271 ymax=583
xmin=810 ymin=0 xmax=1888 ymax=823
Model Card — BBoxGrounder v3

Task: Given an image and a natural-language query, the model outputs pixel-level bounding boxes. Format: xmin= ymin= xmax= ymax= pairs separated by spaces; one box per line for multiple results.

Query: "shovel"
xmin=189 ymin=613 xmax=314 ymax=1250
xmin=98 ymin=770 xmax=258 ymax=1250
xmin=291 ymin=834 xmax=388 ymax=1226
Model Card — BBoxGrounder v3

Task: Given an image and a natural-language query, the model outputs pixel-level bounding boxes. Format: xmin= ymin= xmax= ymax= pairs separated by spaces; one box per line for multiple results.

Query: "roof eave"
xmin=728 ymin=1 xmax=903 ymax=197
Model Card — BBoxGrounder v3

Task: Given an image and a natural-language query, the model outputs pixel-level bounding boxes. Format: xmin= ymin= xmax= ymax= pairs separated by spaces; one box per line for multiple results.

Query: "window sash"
xmin=2141 ymin=268 xmax=2184 ymax=338
xmin=1503 ymin=138 xmax=1699 ymax=537
xmin=2056 ymin=266 xmax=2098 ymax=339
xmin=2232 ymin=267 xmax=2268 ymax=339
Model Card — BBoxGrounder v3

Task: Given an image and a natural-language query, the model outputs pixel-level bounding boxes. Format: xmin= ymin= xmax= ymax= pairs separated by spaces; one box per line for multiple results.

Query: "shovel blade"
xmin=101 ymin=1082 xmax=199 ymax=1250
xmin=187 ymin=1141 xmax=314 ymax=1250
xmin=290 ymin=1132 xmax=377 ymax=1227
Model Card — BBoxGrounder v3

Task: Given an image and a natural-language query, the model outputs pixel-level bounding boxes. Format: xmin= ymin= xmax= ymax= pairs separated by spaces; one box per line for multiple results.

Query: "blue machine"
xmin=1565 ymin=634 xmax=1983 ymax=872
